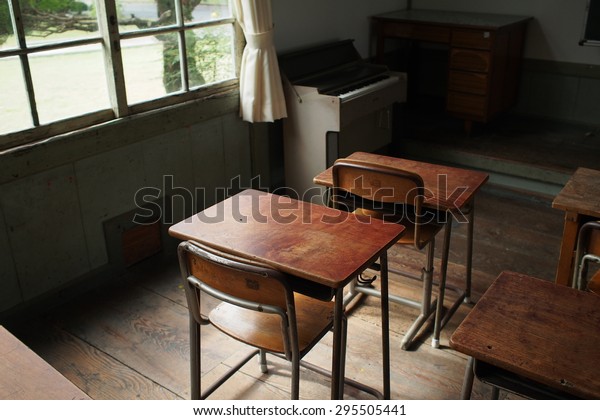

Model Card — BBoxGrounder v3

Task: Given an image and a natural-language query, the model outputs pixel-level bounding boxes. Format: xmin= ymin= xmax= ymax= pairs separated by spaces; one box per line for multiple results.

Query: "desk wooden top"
xmin=450 ymin=271 xmax=600 ymax=399
xmin=372 ymin=9 xmax=531 ymax=30
xmin=552 ymin=167 xmax=600 ymax=219
xmin=313 ymin=152 xmax=489 ymax=211
xmin=0 ymin=326 xmax=89 ymax=400
xmin=169 ymin=189 xmax=405 ymax=288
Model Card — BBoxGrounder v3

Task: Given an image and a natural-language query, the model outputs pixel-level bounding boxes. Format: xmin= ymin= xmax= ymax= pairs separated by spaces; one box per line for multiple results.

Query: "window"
xmin=0 ymin=0 xmax=240 ymax=149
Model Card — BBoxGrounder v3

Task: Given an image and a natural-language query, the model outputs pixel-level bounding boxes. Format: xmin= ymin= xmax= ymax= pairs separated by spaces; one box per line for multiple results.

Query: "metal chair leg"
xmin=259 ymin=349 xmax=268 ymax=373
xmin=190 ymin=316 xmax=202 ymax=400
xmin=460 ymin=357 xmax=475 ymax=400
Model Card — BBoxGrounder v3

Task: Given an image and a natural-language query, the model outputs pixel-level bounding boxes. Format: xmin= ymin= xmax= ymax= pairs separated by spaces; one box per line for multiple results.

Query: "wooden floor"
xmin=5 ymin=185 xmax=565 ymax=400
xmin=400 ymin=110 xmax=600 ymax=175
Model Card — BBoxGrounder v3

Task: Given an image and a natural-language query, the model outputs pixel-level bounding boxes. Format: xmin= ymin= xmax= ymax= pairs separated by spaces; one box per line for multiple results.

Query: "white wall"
xmin=272 ymin=0 xmax=406 ymax=57
xmin=272 ymin=0 xmax=600 ymax=65
xmin=415 ymin=0 xmax=600 ymax=65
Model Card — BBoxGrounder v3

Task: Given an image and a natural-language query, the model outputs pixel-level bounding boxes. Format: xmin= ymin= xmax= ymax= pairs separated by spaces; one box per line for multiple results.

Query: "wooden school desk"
xmin=371 ymin=9 xmax=530 ymax=133
xmin=450 ymin=271 xmax=600 ymax=399
xmin=169 ymin=189 xmax=405 ymax=399
xmin=314 ymin=152 xmax=489 ymax=323
xmin=0 ymin=326 xmax=89 ymax=400
xmin=552 ymin=167 xmax=600 ymax=286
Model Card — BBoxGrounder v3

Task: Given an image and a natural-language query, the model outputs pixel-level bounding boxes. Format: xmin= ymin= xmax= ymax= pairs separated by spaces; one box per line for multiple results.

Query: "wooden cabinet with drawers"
xmin=373 ymin=10 xmax=531 ymax=133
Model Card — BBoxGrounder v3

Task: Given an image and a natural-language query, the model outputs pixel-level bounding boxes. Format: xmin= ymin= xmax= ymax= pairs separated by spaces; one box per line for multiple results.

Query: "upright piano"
xmin=278 ymin=39 xmax=407 ymax=202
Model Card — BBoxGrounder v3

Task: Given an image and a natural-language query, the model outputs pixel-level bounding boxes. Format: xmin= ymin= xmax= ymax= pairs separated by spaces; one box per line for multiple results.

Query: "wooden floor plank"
xmin=41 ymin=283 xmax=193 ymax=397
xmin=10 ymin=320 xmax=177 ymax=400
xmin=0 ymin=326 xmax=89 ymax=400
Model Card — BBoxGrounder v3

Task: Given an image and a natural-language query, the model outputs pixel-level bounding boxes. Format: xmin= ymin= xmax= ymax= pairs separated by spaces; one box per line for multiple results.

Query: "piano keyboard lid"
xmin=278 ymin=39 xmax=389 ymax=95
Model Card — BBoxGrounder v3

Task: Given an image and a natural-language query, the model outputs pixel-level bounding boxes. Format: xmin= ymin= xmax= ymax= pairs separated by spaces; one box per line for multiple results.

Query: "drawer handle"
xmin=483 ymin=31 xmax=490 ymax=38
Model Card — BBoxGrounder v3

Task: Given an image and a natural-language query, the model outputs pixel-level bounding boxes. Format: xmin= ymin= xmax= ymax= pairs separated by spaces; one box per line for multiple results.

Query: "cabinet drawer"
xmin=450 ymin=49 xmax=491 ymax=72
xmin=451 ymin=29 xmax=493 ymax=49
xmin=378 ymin=21 xmax=451 ymax=44
xmin=448 ymin=71 xmax=488 ymax=95
xmin=447 ymin=91 xmax=487 ymax=119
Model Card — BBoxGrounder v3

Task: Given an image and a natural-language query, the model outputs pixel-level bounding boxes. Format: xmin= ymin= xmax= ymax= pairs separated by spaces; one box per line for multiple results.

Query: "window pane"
xmin=122 ymin=33 xmax=181 ymax=104
xmin=187 ymin=24 xmax=234 ymax=88
xmin=1 ymin=0 xmax=17 ymax=50
xmin=0 ymin=57 xmax=33 ymax=134
xmin=22 ymin=0 xmax=100 ymax=47
xmin=29 ymin=44 xmax=110 ymax=124
xmin=186 ymin=0 xmax=231 ymax=23
xmin=118 ymin=0 xmax=175 ymax=33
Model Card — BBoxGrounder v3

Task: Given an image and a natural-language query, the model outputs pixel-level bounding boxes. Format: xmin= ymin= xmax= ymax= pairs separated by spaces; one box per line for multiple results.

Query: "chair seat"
xmin=354 ymin=208 xmax=443 ymax=250
xmin=209 ymin=293 xmax=334 ymax=354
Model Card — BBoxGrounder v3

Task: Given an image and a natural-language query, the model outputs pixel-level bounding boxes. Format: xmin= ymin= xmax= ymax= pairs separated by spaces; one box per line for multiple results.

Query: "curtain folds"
xmin=233 ymin=0 xmax=287 ymax=122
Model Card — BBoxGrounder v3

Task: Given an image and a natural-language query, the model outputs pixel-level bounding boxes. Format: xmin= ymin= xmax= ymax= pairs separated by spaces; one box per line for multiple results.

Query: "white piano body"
xmin=279 ymin=40 xmax=407 ymax=203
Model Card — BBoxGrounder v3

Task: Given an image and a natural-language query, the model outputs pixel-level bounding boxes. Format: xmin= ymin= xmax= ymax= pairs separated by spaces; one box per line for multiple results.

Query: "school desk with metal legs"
xmin=169 ymin=189 xmax=405 ymax=399
xmin=314 ymin=152 xmax=489 ymax=348
xmin=451 ymin=271 xmax=600 ymax=400
xmin=552 ymin=167 xmax=600 ymax=287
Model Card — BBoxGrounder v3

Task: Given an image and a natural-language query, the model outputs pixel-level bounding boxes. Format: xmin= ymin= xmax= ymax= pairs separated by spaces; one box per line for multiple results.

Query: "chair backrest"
xmin=332 ymin=158 xmax=426 ymax=247
xmin=573 ymin=220 xmax=600 ymax=292
xmin=177 ymin=241 xmax=297 ymax=355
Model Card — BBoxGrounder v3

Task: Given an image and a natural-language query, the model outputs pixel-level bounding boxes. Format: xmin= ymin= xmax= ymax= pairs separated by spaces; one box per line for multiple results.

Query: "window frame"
xmin=0 ymin=0 xmax=243 ymax=151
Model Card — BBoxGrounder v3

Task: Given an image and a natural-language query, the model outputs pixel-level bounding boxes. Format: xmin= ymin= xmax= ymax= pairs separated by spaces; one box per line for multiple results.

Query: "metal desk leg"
xmin=380 ymin=252 xmax=391 ymax=399
xmin=465 ymin=201 xmax=475 ymax=304
xmin=331 ymin=287 xmax=345 ymax=399
xmin=399 ymin=239 xmax=435 ymax=350
xmin=432 ymin=220 xmax=452 ymax=348
xmin=460 ymin=357 xmax=475 ymax=400
xmin=436 ymin=202 xmax=477 ymax=340
xmin=338 ymin=315 xmax=348 ymax=398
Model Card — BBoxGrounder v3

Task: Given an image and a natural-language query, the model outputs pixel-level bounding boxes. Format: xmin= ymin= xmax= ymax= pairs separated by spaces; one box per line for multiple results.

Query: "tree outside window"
xmin=0 ymin=0 xmax=237 ymax=144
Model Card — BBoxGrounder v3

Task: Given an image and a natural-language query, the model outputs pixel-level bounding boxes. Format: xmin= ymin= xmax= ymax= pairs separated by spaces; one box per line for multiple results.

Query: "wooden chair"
xmin=573 ymin=220 xmax=600 ymax=294
xmin=332 ymin=159 xmax=451 ymax=350
xmin=177 ymin=240 xmax=345 ymax=400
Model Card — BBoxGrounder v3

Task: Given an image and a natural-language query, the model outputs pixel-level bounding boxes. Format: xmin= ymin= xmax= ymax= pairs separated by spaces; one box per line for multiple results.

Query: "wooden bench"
xmin=0 ymin=326 xmax=89 ymax=400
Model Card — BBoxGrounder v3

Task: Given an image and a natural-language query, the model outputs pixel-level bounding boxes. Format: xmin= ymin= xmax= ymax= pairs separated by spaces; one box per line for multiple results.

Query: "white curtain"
xmin=233 ymin=0 xmax=287 ymax=122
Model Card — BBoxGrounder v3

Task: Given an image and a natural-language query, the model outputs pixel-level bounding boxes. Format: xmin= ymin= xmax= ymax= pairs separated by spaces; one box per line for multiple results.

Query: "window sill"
xmin=0 ymin=89 xmax=240 ymax=186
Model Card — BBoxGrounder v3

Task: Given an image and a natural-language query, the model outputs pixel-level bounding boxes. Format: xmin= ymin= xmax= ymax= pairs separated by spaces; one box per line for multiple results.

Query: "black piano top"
xmin=278 ymin=39 xmax=389 ymax=94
